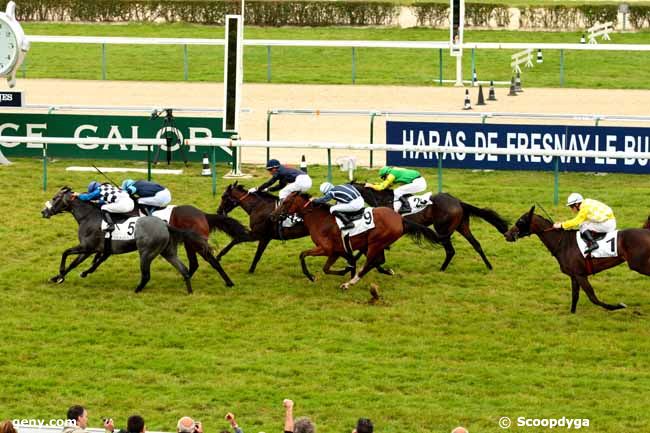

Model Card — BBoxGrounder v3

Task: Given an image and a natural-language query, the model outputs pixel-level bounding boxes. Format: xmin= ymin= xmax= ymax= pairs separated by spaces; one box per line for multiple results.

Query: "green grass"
xmin=19 ymin=23 xmax=650 ymax=88
xmin=1 ymin=158 xmax=650 ymax=432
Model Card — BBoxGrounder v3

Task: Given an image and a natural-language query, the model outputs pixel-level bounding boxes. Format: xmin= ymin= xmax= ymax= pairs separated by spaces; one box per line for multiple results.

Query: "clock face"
xmin=0 ymin=18 xmax=19 ymax=75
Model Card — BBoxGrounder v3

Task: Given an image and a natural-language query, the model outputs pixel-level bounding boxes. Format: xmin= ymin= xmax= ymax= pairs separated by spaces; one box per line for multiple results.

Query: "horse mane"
xmin=232 ymin=183 xmax=277 ymax=202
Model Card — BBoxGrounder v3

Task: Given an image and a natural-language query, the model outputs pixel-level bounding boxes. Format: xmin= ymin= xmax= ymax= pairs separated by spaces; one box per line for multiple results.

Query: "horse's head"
xmin=42 ymin=186 xmax=75 ymax=218
xmin=217 ymin=181 xmax=245 ymax=215
xmin=270 ymin=192 xmax=308 ymax=222
xmin=504 ymin=205 xmax=536 ymax=242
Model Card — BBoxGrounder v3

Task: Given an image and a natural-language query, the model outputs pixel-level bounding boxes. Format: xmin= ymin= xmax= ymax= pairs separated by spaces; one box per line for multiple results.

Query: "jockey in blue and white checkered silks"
xmin=248 ymin=159 xmax=312 ymax=201
xmin=77 ymin=180 xmax=135 ymax=231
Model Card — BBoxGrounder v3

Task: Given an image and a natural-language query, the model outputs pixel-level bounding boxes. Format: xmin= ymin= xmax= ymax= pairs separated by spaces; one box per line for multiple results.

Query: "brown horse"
xmin=351 ymin=182 xmax=509 ymax=271
xmin=270 ymin=192 xmax=440 ymax=290
xmin=504 ymin=206 xmax=650 ymax=313
xmin=644 ymin=216 xmax=650 ymax=229
xmin=215 ymin=182 xmax=309 ymax=273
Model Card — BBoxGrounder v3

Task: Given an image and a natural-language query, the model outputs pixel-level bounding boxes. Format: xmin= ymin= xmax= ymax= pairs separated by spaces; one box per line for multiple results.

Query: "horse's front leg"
xmin=50 ymin=245 xmax=90 ymax=283
xmin=570 ymin=276 xmax=580 ymax=313
xmin=80 ymin=252 xmax=110 ymax=278
xmin=299 ymin=246 xmax=328 ymax=282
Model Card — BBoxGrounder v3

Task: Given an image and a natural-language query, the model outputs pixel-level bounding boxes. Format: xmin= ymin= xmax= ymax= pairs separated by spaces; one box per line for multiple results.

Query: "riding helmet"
xmin=265 ymin=159 xmax=281 ymax=170
xmin=87 ymin=180 xmax=100 ymax=192
xmin=320 ymin=182 xmax=334 ymax=195
xmin=566 ymin=192 xmax=584 ymax=206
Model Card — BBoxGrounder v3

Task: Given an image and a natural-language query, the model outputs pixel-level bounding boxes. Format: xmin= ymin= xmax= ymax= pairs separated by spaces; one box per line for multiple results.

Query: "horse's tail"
xmin=167 ymin=225 xmax=213 ymax=256
xmin=460 ymin=201 xmax=510 ymax=234
xmin=402 ymin=219 xmax=441 ymax=247
xmin=206 ymin=213 xmax=251 ymax=241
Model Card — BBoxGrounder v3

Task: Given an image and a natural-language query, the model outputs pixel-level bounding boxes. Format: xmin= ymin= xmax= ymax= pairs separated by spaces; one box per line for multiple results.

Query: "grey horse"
xmin=41 ymin=186 xmax=211 ymax=294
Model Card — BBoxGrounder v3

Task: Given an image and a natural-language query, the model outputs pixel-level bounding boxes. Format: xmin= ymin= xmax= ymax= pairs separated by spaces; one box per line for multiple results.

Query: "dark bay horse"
xmin=216 ymin=181 xmax=309 ymax=273
xmin=271 ymin=192 xmax=440 ymax=290
xmin=504 ymin=206 xmax=650 ymax=313
xmin=41 ymin=186 xmax=213 ymax=293
xmin=351 ymin=182 xmax=509 ymax=271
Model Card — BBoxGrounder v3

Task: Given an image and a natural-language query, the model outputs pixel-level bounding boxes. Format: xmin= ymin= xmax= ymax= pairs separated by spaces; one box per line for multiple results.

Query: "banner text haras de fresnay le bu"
xmin=386 ymin=121 xmax=650 ymax=174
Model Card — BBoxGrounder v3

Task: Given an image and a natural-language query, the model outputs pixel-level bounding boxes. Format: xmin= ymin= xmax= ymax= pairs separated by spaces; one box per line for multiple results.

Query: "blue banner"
xmin=386 ymin=121 xmax=650 ymax=174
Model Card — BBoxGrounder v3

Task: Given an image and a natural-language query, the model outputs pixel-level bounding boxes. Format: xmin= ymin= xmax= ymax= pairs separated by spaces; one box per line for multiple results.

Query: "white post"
xmin=455 ymin=55 xmax=463 ymax=86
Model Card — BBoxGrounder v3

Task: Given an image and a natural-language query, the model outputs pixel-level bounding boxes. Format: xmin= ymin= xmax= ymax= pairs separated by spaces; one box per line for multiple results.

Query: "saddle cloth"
xmin=150 ymin=205 xmax=175 ymax=223
xmin=576 ymin=230 xmax=618 ymax=258
xmin=394 ymin=192 xmax=433 ymax=216
xmin=101 ymin=206 xmax=176 ymax=241
xmin=101 ymin=216 xmax=139 ymax=241
xmin=336 ymin=207 xmax=375 ymax=237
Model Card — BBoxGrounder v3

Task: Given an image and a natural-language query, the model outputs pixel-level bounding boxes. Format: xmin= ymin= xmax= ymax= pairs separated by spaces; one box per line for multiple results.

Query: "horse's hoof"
xmin=80 ymin=272 xmax=88 ymax=278
xmin=226 ymin=281 xmax=234 ymax=287
xmin=340 ymin=283 xmax=350 ymax=291
xmin=307 ymin=275 xmax=315 ymax=282
xmin=386 ymin=268 xmax=395 ymax=276
xmin=49 ymin=275 xmax=62 ymax=283
xmin=618 ymin=303 xmax=628 ymax=309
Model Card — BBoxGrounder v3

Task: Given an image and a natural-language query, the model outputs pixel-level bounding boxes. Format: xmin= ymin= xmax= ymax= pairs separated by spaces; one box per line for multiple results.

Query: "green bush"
xmin=465 ymin=3 xmax=509 ymax=28
xmin=411 ymin=2 xmax=448 ymax=27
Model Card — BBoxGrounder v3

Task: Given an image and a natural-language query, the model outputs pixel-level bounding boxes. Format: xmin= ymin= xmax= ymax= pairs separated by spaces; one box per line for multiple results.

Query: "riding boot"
xmin=101 ymin=210 xmax=115 ymax=232
xmin=333 ymin=211 xmax=354 ymax=230
xmin=581 ymin=230 xmax=598 ymax=254
xmin=398 ymin=195 xmax=412 ymax=214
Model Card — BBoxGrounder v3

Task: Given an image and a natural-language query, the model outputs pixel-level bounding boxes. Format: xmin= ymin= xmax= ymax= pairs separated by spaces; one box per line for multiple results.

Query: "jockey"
xmin=311 ymin=182 xmax=364 ymax=230
xmin=76 ymin=180 xmax=135 ymax=232
xmin=249 ymin=159 xmax=312 ymax=201
xmin=553 ymin=192 xmax=616 ymax=254
xmin=121 ymin=179 xmax=172 ymax=215
xmin=365 ymin=166 xmax=427 ymax=214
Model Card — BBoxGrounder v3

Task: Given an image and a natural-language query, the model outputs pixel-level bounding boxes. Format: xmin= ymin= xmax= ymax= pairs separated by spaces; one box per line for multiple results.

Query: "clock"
xmin=0 ymin=1 xmax=29 ymax=87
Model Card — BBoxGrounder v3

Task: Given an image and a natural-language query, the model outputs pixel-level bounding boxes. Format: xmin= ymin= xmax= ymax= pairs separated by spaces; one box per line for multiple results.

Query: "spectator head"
xmin=0 ymin=420 xmax=17 ymax=433
xmin=177 ymin=417 xmax=195 ymax=433
xmin=354 ymin=419 xmax=373 ymax=433
xmin=451 ymin=427 xmax=469 ymax=433
xmin=294 ymin=417 xmax=315 ymax=433
xmin=67 ymin=406 xmax=88 ymax=429
xmin=127 ymin=416 xmax=145 ymax=433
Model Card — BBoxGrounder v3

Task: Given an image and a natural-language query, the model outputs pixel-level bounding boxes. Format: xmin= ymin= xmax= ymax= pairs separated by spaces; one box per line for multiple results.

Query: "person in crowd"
xmin=63 ymin=405 xmax=112 ymax=433
xmin=104 ymin=415 xmax=145 ymax=433
xmin=249 ymin=159 xmax=312 ymax=202
xmin=553 ymin=192 xmax=616 ymax=254
xmin=311 ymin=182 xmax=364 ymax=230
xmin=0 ymin=420 xmax=17 ymax=433
xmin=364 ymin=166 xmax=426 ymax=214
xmin=176 ymin=417 xmax=202 ymax=433
xmin=223 ymin=412 xmax=243 ymax=433
xmin=121 ymin=179 xmax=172 ymax=215
xmin=75 ymin=181 xmax=134 ymax=231
xmin=283 ymin=399 xmax=315 ymax=433
xmin=353 ymin=418 xmax=373 ymax=433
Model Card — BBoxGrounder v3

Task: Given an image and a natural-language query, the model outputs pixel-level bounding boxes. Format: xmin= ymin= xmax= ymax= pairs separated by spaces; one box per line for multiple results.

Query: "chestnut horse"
xmin=271 ymin=192 xmax=440 ymax=290
xmin=351 ymin=182 xmax=509 ymax=271
xmin=505 ymin=206 xmax=650 ymax=313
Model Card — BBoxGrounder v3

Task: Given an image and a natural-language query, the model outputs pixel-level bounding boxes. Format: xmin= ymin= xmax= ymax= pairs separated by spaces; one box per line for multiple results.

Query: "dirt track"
xmin=14 ymin=79 xmax=650 ymax=167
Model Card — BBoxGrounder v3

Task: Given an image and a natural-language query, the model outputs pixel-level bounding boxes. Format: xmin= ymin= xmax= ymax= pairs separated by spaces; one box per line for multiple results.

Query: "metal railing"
xmin=25 ymin=35 xmax=650 ymax=85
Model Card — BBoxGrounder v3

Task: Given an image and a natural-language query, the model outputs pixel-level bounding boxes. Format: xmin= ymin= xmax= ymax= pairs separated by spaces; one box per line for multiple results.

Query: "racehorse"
xmin=270 ymin=192 xmax=440 ymax=290
xmin=41 ymin=186 xmax=213 ymax=293
xmin=504 ymin=205 xmax=650 ymax=313
xmin=215 ymin=181 xmax=309 ymax=273
xmin=351 ymin=182 xmax=509 ymax=271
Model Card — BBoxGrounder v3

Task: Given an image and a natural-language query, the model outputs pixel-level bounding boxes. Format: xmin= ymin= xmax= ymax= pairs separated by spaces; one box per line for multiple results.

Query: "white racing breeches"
xmin=138 ymin=188 xmax=172 ymax=208
xmin=279 ymin=174 xmax=313 ymax=200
